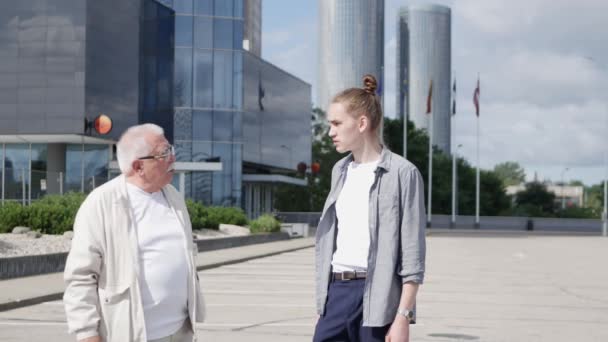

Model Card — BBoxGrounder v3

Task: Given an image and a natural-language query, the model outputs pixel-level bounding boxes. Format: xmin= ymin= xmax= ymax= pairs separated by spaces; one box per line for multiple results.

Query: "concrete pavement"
xmin=0 ymin=237 xmax=315 ymax=312
xmin=1 ymin=234 xmax=608 ymax=341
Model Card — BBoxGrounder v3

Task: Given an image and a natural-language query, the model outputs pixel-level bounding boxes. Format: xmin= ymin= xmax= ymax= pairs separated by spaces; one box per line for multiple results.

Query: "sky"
xmin=261 ymin=0 xmax=608 ymax=186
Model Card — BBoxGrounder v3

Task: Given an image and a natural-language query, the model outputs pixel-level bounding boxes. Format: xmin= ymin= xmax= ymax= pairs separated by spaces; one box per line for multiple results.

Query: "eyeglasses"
xmin=138 ymin=145 xmax=175 ymax=161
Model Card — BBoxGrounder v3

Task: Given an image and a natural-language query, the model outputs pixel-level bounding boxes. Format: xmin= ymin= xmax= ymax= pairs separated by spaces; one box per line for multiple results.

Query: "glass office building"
xmin=397 ymin=4 xmax=452 ymax=153
xmin=143 ymin=0 xmax=311 ymax=214
xmin=0 ymin=0 xmax=174 ymax=203
xmin=318 ymin=0 xmax=384 ymax=111
xmin=1 ymin=0 xmax=311 ymax=217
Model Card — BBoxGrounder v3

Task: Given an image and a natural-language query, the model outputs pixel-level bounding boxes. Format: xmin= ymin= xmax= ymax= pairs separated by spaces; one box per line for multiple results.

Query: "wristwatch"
xmin=396 ymin=308 xmax=414 ymax=321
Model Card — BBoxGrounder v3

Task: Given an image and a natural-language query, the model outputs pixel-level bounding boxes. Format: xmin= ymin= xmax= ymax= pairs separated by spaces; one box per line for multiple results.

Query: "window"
xmin=214 ymin=0 xmax=233 ymax=17
xmin=213 ymin=18 xmax=233 ymax=50
xmin=232 ymin=51 xmax=242 ymax=109
xmin=194 ymin=16 xmax=212 ymax=49
xmin=193 ymin=50 xmax=212 ymax=108
xmin=194 ymin=0 xmax=212 ymax=15
xmin=233 ymin=19 xmax=243 ymax=50
xmin=173 ymin=0 xmax=193 ymax=14
xmin=174 ymin=48 xmax=193 ymax=107
xmin=212 ymin=50 xmax=232 ymax=108
xmin=175 ymin=15 xmax=193 ymax=46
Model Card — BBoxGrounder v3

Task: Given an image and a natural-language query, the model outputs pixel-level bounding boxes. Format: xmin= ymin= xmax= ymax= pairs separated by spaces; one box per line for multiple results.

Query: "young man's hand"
xmin=385 ymin=315 xmax=410 ymax=342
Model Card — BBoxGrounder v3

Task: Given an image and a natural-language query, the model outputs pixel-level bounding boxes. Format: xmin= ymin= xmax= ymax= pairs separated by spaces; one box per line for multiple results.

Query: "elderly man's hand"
xmin=79 ymin=336 xmax=101 ymax=342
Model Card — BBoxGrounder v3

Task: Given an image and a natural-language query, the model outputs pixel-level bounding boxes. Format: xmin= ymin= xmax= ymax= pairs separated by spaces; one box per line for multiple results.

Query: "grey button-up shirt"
xmin=315 ymin=147 xmax=426 ymax=326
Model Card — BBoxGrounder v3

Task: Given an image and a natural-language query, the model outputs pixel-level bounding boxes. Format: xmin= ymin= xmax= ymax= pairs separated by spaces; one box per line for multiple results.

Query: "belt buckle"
xmin=339 ymin=272 xmax=350 ymax=281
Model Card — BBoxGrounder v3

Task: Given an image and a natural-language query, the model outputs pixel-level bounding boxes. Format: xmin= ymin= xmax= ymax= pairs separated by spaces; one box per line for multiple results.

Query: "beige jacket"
xmin=63 ymin=175 xmax=205 ymax=342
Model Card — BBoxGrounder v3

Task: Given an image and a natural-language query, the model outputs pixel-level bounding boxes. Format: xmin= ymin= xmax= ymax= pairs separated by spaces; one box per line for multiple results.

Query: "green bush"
xmin=36 ymin=192 xmax=86 ymax=212
xmin=27 ymin=193 xmax=85 ymax=234
xmin=0 ymin=202 xmax=28 ymax=233
xmin=3 ymin=194 xmax=251 ymax=234
xmin=0 ymin=193 xmax=86 ymax=234
xmin=186 ymin=199 xmax=209 ymax=229
xmin=206 ymin=206 xmax=248 ymax=229
xmin=249 ymin=214 xmax=281 ymax=234
xmin=186 ymin=201 xmax=248 ymax=230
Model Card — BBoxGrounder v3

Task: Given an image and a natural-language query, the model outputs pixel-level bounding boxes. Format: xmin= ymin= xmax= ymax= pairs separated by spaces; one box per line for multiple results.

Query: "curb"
xmin=0 ymin=293 xmax=64 ymax=312
xmin=0 ymin=233 xmax=292 ymax=280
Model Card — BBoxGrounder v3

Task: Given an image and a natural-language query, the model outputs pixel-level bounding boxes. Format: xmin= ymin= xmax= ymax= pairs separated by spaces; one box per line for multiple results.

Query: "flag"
xmin=452 ymin=79 xmax=456 ymax=115
xmin=473 ymin=77 xmax=480 ymax=116
xmin=258 ymin=72 xmax=265 ymax=111
xmin=426 ymin=80 xmax=433 ymax=114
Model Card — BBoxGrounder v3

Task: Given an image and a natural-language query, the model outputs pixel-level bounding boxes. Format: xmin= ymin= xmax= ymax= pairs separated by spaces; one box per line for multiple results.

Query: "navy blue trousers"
xmin=313 ymin=278 xmax=391 ymax=342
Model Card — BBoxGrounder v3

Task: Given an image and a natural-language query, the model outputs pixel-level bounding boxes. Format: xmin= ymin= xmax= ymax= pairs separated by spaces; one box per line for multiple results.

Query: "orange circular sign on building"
xmin=94 ymin=114 xmax=112 ymax=135
xmin=311 ymin=161 xmax=321 ymax=175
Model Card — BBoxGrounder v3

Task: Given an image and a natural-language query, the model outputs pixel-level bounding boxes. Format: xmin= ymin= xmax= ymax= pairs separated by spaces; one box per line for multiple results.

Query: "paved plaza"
xmin=0 ymin=233 xmax=607 ymax=341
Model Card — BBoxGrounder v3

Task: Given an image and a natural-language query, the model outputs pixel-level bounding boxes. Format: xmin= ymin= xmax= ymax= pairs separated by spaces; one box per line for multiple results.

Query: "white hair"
xmin=116 ymin=124 xmax=164 ymax=175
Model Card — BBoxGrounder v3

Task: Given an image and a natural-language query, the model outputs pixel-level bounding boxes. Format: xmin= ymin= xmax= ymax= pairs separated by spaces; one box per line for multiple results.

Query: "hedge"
xmin=1 ymin=194 xmax=248 ymax=234
xmin=249 ymin=214 xmax=281 ymax=234
xmin=186 ymin=200 xmax=248 ymax=230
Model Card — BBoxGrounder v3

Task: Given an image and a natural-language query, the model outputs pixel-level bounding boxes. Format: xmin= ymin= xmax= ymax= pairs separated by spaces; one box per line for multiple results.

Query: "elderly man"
xmin=63 ymin=124 xmax=205 ymax=342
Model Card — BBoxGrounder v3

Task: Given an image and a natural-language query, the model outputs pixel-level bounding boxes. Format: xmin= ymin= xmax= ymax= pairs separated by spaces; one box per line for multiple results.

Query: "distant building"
xmin=506 ymin=184 xmax=584 ymax=207
xmin=396 ymin=4 xmax=451 ymax=153
xmin=318 ymin=0 xmax=384 ymax=110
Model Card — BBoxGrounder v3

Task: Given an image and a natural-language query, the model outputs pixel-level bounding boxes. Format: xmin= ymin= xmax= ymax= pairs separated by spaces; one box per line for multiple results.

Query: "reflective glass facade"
xmin=85 ymin=0 xmax=144 ymax=141
xmin=140 ymin=1 xmax=175 ymax=141
xmin=0 ymin=0 xmax=87 ymax=135
xmin=164 ymin=0 xmax=245 ymax=206
xmin=318 ymin=0 xmax=384 ymax=111
xmin=397 ymin=5 xmax=451 ymax=153
xmin=1 ymin=142 xmax=110 ymax=203
xmin=242 ymin=54 xmax=312 ymax=171
xmin=1 ymin=0 xmax=312 ymax=214
xmin=0 ymin=0 xmax=171 ymax=201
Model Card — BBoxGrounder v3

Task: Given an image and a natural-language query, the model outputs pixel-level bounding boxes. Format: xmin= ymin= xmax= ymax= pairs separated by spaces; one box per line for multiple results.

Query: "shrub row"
xmin=0 ymin=193 xmax=86 ymax=234
xmin=186 ymin=199 xmax=248 ymax=230
xmin=0 ymin=194 xmax=280 ymax=235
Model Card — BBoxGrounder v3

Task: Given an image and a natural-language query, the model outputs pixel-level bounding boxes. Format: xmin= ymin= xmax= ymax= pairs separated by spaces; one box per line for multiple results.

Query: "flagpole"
xmin=403 ymin=102 xmax=408 ymax=159
xmin=475 ymin=104 xmax=480 ymax=228
xmin=427 ymin=108 xmax=433 ymax=228
xmin=451 ymin=78 xmax=456 ymax=228
xmin=451 ymin=121 xmax=456 ymax=228
xmin=472 ymin=74 xmax=480 ymax=229
xmin=404 ymin=117 xmax=408 ymax=159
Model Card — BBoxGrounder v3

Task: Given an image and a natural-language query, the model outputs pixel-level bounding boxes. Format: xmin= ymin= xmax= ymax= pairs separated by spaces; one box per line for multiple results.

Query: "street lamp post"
xmin=561 ymin=167 xmax=569 ymax=210
xmin=451 ymin=144 xmax=463 ymax=227
xmin=584 ymin=56 xmax=607 ymax=236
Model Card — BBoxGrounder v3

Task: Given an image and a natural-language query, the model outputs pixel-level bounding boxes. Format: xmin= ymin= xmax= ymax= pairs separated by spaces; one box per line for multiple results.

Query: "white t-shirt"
xmin=331 ymin=159 xmax=378 ymax=272
xmin=126 ymin=183 xmax=189 ymax=340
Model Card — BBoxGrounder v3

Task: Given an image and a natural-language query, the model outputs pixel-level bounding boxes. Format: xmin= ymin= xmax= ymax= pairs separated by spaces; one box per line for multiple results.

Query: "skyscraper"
xmin=397 ymin=4 xmax=451 ymax=152
xmin=318 ymin=0 xmax=384 ymax=110
xmin=244 ymin=0 xmax=262 ymax=56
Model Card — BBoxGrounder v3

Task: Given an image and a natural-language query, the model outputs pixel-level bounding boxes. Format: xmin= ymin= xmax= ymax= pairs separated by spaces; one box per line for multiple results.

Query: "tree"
xmin=514 ymin=181 xmax=556 ymax=217
xmin=383 ymin=117 xmax=510 ymax=216
xmin=274 ymin=107 xmax=345 ymax=212
xmin=275 ymin=114 xmax=512 ymax=216
xmin=493 ymin=161 xmax=526 ymax=187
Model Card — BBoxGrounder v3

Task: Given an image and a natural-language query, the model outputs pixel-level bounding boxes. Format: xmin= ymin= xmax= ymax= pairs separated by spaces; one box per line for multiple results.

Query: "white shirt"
xmin=331 ymin=160 xmax=378 ymax=272
xmin=126 ymin=183 xmax=189 ymax=340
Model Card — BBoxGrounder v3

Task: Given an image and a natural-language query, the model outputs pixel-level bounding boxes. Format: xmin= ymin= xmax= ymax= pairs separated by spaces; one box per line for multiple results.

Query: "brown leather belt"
xmin=332 ymin=271 xmax=367 ymax=281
